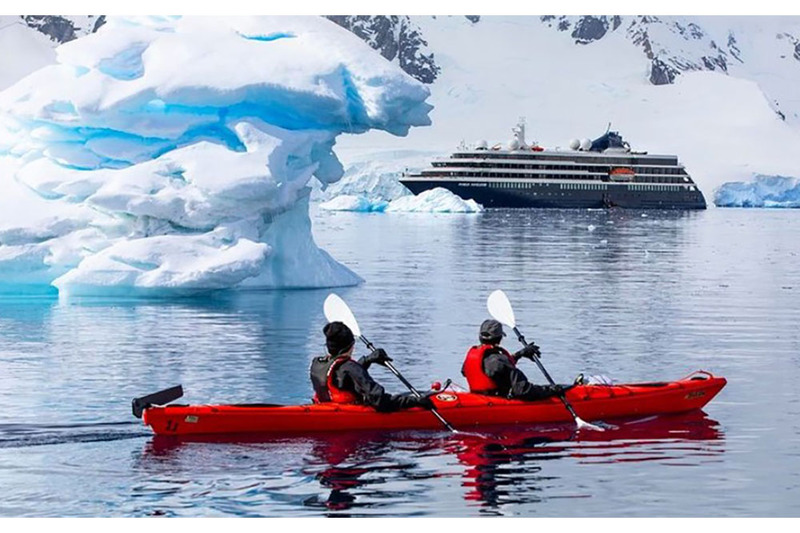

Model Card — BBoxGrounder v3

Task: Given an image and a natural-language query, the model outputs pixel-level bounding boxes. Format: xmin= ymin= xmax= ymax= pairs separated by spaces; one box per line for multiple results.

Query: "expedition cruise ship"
xmin=400 ymin=121 xmax=707 ymax=210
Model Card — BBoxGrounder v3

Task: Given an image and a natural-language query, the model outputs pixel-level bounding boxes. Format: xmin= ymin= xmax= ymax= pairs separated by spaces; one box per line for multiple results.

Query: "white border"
xmin=3 ymin=2 xmax=800 ymax=16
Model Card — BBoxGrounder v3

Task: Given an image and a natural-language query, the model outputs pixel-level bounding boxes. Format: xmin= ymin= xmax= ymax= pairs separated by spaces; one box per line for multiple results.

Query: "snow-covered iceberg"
xmin=386 ymin=188 xmax=483 ymax=213
xmin=0 ymin=16 xmax=431 ymax=296
xmin=319 ymin=195 xmax=389 ymax=213
xmin=312 ymin=149 xmax=439 ymax=203
xmin=714 ymin=175 xmax=800 ymax=208
xmin=320 ymin=187 xmax=483 ymax=213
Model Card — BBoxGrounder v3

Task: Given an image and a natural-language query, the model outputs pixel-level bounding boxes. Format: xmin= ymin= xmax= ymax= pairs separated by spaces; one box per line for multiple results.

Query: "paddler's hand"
xmin=414 ymin=396 xmax=435 ymax=410
xmin=518 ymin=343 xmax=542 ymax=360
xmin=365 ymin=347 xmax=393 ymax=367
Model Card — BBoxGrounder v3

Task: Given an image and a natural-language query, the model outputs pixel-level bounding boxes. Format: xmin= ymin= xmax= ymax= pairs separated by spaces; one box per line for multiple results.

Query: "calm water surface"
xmin=1 ymin=207 xmax=799 ymax=516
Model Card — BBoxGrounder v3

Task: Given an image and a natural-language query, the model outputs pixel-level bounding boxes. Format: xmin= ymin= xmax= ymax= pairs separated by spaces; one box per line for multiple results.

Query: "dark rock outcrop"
xmin=325 ymin=16 xmax=440 ymax=84
xmin=22 ymin=15 xmax=102 ymax=43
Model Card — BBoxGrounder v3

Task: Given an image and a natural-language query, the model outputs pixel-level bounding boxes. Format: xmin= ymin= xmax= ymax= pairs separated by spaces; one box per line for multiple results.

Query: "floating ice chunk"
xmin=385 ymin=188 xmax=483 ymax=213
xmin=320 ymin=195 xmax=388 ymax=212
xmin=320 ymin=188 xmax=483 ymax=214
xmin=714 ymin=175 xmax=800 ymax=208
xmin=315 ymin=150 xmax=436 ymax=203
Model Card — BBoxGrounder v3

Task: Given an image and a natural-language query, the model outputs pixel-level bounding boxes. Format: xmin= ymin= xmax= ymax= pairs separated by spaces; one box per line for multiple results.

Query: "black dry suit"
xmin=462 ymin=319 xmax=569 ymax=401
xmin=309 ymin=353 xmax=430 ymax=412
xmin=476 ymin=346 xmax=567 ymax=401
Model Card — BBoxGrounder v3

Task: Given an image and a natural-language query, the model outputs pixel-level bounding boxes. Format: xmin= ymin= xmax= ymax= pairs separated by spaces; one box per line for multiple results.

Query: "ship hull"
xmin=401 ymin=179 xmax=707 ymax=210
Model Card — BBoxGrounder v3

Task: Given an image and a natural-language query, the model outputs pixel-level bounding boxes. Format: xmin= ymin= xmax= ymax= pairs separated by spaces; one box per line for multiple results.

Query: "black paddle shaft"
xmin=511 ymin=327 xmax=583 ymax=422
xmin=358 ymin=335 xmax=457 ymax=433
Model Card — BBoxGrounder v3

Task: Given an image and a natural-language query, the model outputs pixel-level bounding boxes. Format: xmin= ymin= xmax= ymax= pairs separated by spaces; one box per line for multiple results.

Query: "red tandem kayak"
xmin=134 ymin=370 xmax=726 ymax=436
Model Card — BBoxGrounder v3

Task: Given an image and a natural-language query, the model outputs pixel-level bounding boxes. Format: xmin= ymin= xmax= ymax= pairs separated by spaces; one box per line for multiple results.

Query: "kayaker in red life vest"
xmin=310 ymin=321 xmax=434 ymax=412
xmin=462 ymin=319 xmax=571 ymax=400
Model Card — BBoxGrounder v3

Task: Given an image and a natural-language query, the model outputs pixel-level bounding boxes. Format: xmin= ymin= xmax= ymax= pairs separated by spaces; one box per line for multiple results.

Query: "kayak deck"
xmin=141 ymin=371 xmax=726 ymax=436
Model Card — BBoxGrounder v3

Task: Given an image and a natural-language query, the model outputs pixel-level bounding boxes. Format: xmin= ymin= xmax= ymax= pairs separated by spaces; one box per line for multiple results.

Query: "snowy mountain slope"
xmin=542 ymin=16 xmax=800 ymax=126
xmin=0 ymin=16 xmax=103 ymax=90
xmin=334 ymin=15 xmax=800 ymax=128
xmin=0 ymin=16 xmax=57 ymax=90
xmin=325 ymin=16 xmax=440 ymax=84
xmin=334 ymin=15 xmax=800 ymax=200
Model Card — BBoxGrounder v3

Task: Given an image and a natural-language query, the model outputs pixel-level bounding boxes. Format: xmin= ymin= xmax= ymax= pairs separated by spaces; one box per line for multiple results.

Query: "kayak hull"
xmin=141 ymin=371 xmax=726 ymax=436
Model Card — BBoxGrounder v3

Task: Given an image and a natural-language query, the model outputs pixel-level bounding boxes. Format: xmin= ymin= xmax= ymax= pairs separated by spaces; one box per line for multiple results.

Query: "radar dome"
xmin=475 ymin=140 xmax=488 ymax=150
xmin=580 ymin=138 xmax=592 ymax=151
xmin=569 ymin=139 xmax=580 ymax=150
xmin=508 ymin=139 xmax=520 ymax=151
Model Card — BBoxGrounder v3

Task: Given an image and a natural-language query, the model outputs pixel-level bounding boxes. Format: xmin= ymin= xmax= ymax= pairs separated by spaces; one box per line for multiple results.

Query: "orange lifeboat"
xmin=609 ymin=167 xmax=635 ymax=181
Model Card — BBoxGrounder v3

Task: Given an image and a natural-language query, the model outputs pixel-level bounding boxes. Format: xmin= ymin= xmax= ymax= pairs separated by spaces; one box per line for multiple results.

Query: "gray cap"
xmin=479 ymin=319 xmax=505 ymax=343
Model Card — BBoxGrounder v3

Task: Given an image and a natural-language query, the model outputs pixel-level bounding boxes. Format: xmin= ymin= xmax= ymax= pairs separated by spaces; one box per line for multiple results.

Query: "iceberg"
xmin=386 ymin=188 xmax=483 ymax=213
xmin=313 ymin=149 xmax=439 ymax=203
xmin=714 ymin=175 xmax=800 ymax=208
xmin=0 ymin=16 xmax=432 ymax=296
xmin=320 ymin=187 xmax=483 ymax=213
xmin=319 ymin=195 xmax=389 ymax=212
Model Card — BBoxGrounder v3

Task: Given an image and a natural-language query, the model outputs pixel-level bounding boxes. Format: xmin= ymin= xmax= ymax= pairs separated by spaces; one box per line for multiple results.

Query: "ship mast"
xmin=512 ymin=117 xmax=527 ymax=147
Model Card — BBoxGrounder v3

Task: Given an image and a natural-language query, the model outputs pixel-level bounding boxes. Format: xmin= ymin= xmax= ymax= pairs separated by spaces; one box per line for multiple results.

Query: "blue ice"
xmin=715 ymin=175 xmax=800 ymax=208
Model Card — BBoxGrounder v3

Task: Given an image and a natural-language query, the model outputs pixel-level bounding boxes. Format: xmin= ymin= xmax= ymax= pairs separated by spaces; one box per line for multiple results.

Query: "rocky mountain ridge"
xmin=9 ymin=15 xmax=800 ymax=125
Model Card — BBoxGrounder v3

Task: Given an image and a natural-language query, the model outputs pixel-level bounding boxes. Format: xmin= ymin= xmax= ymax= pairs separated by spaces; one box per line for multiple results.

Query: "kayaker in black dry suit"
xmin=310 ymin=321 xmax=434 ymax=412
xmin=461 ymin=319 xmax=572 ymax=401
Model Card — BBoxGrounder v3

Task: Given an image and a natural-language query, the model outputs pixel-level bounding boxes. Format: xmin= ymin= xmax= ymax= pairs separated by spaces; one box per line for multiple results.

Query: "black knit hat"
xmin=324 ymin=321 xmax=355 ymax=356
xmin=479 ymin=319 xmax=505 ymax=344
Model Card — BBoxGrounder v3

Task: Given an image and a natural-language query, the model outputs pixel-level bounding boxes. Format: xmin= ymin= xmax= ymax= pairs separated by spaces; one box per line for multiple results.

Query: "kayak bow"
xmin=137 ymin=371 xmax=726 ymax=436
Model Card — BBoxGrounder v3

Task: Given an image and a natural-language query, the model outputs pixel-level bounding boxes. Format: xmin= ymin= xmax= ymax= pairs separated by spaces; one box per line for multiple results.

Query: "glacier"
xmin=0 ymin=16 xmax=432 ymax=296
xmin=714 ymin=175 xmax=800 ymax=208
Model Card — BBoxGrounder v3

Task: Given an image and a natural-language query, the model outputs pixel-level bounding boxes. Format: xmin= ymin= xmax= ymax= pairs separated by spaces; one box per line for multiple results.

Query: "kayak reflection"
xmin=449 ymin=410 xmax=724 ymax=514
xmin=139 ymin=410 xmax=723 ymax=516
xmin=301 ymin=434 xmax=436 ymax=515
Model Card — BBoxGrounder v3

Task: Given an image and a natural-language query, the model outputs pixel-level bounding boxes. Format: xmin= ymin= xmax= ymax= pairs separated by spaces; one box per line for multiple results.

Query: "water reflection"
xmin=0 ymin=290 xmax=338 ymax=426
xmin=451 ymin=411 xmax=723 ymax=514
xmin=133 ymin=411 xmax=723 ymax=516
xmin=4 ymin=206 xmax=798 ymax=516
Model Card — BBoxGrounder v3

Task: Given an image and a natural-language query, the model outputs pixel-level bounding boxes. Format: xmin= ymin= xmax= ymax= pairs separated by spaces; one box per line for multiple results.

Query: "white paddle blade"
xmin=323 ymin=293 xmax=361 ymax=337
xmin=575 ymin=417 xmax=606 ymax=432
xmin=487 ymin=290 xmax=516 ymax=328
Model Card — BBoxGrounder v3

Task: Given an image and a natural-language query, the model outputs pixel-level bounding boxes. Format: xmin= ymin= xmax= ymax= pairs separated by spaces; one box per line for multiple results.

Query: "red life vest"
xmin=462 ymin=344 xmax=515 ymax=393
xmin=310 ymin=355 xmax=359 ymax=404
